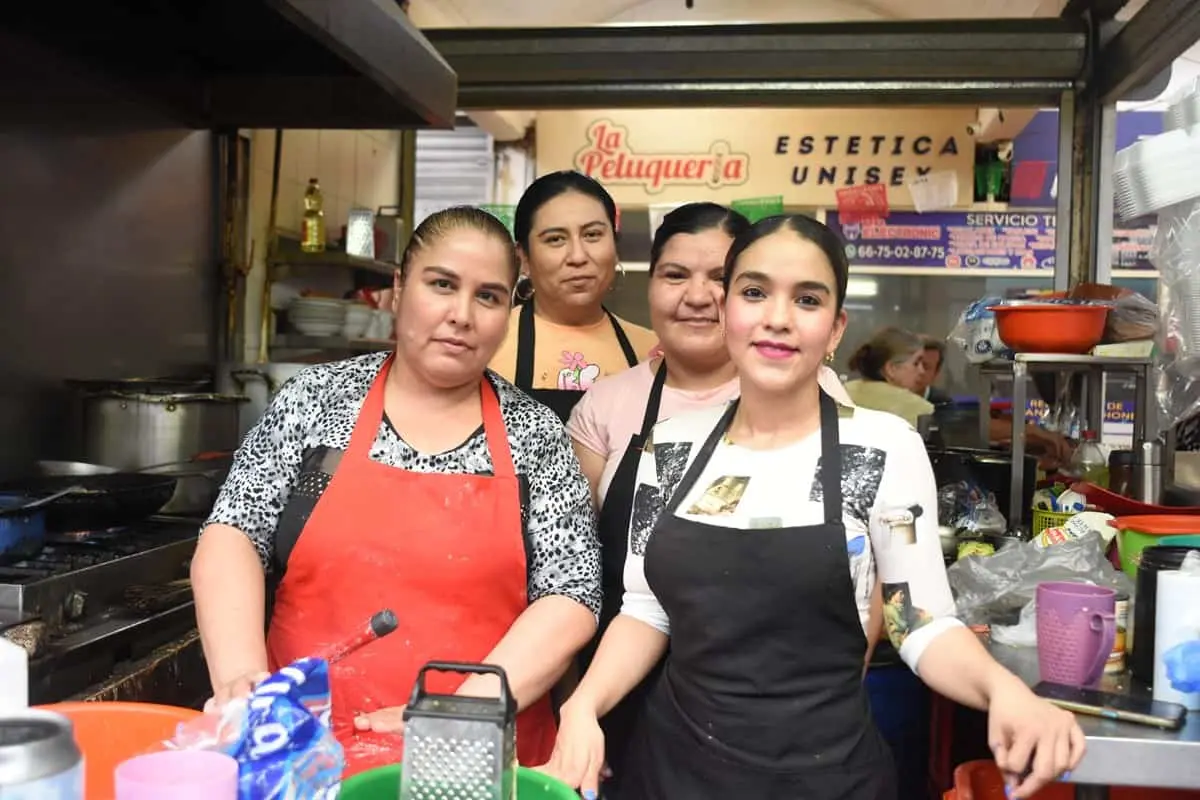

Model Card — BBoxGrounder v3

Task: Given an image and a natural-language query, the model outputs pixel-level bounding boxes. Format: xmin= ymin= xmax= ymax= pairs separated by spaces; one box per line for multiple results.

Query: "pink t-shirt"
xmin=566 ymin=362 xmax=853 ymax=506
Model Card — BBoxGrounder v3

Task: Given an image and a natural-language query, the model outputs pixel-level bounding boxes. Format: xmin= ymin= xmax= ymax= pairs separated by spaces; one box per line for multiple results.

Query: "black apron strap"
xmin=639 ymin=360 xmax=669 ymax=438
xmin=514 ymin=300 xmax=537 ymax=389
xmin=661 ymin=390 xmax=843 ymax=522
xmin=817 ymin=390 xmax=844 ymax=525
xmin=605 ymin=307 xmax=641 ymax=367
xmin=516 ymin=302 xmax=638 ymax=389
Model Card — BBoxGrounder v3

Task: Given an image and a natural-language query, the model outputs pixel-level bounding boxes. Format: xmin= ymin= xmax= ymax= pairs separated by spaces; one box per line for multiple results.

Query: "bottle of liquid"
xmin=1070 ymin=430 xmax=1109 ymax=488
xmin=301 ymin=177 xmax=326 ymax=253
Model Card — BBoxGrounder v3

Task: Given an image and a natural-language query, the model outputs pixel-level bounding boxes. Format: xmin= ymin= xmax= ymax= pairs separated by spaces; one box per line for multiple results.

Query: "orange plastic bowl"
xmin=988 ymin=304 xmax=1108 ymax=354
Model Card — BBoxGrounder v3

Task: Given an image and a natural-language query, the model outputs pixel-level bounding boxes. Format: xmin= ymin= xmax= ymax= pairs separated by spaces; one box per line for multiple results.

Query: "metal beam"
xmin=428 ymin=19 xmax=1086 ymax=109
xmin=453 ymin=80 xmax=1076 ymax=110
xmin=1095 ymin=0 xmax=1200 ymax=103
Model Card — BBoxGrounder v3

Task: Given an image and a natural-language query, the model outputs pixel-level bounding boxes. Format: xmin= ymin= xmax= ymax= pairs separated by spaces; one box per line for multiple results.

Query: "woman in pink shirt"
xmin=565 ymin=203 xmax=857 ymax=795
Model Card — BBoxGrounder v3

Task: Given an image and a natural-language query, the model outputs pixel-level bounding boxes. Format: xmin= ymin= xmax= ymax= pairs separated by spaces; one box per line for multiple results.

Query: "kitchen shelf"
xmin=974 ymin=353 xmax=1155 ymax=532
xmin=268 ymin=249 xmax=397 ymax=278
xmin=270 ymin=335 xmax=393 ymax=359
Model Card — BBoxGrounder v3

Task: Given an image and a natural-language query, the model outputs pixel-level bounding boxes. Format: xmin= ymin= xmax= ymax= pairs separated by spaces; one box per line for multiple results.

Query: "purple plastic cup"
xmin=114 ymin=750 xmax=238 ymax=800
xmin=1037 ymin=581 xmax=1117 ymax=688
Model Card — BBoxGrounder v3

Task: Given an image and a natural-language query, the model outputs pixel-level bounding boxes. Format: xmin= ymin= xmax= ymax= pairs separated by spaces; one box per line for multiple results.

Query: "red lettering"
xmin=571 ymin=120 xmax=749 ymax=193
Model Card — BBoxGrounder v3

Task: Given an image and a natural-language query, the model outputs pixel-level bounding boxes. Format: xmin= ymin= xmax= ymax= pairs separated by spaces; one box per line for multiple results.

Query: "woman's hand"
xmin=354 ymin=706 xmax=407 ymax=734
xmin=537 ymin=700 xmax=606 ymax=799
xmin=204 ymin=670 xmax=270 ymax=713
xmin=987 ymin=678 xmax=1086 ymax=799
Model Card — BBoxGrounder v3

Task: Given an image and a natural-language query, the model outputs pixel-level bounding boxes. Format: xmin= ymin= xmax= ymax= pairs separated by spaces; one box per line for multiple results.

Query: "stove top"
xmin=0 ymin=520 xmax=197 ymax=584
xmin=0 ymin=516 xmax=199 ymax=622
xmin=0 ymin=516 xmax=203 ymax=705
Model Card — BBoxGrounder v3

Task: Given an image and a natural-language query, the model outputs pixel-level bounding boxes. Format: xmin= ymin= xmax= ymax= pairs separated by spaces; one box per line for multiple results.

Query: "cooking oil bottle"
xmin=301 ymin=177 xmax=326 ymax=253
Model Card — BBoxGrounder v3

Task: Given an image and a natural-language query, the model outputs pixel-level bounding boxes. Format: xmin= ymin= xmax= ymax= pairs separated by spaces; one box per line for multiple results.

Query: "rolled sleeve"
xmin=204 ymin=373 xmax=317 ymax=570
xmin=524 ymin=418 xmax=602 ymax=618
xmin=565 ymin=385 xmax=607 ymax=458
xmin=870 ymin=426 xmax=965 ymax=674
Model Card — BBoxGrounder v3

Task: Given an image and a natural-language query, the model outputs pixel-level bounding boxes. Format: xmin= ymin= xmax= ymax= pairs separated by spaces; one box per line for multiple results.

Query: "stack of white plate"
xmin=289 ymin=297 xmax=346 ymax=337
xmin=1114 ymin=126 xmax=1200 ymax=221
xmin=342 ymin=303 xmax=374 ymax=339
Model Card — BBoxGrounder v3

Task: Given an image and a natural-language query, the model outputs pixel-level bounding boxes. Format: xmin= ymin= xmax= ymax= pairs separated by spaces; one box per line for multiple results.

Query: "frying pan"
xmin=0 ymin=474 xmax=178 ymax=532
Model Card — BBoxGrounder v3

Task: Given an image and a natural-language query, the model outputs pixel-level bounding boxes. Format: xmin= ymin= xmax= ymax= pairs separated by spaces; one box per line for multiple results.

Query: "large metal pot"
xmin=80 ymin=391 xmax=247 ymax=471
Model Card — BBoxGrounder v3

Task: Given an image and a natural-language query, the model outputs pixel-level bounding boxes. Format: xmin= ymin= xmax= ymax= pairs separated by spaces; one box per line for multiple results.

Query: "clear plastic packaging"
xmin=164 ymin=658 xmax=343 ymax=800
xmin=1151 ymin=199 xmax=1200 ymax=432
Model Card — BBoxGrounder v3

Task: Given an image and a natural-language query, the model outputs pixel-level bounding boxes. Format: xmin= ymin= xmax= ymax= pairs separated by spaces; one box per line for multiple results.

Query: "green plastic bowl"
xmin=340 ymin=764 xmax=578 ymax=800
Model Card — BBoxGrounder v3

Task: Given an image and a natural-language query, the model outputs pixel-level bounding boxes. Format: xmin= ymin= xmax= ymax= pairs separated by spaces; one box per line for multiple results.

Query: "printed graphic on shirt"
xmin=882 ymin=581 xmax=935 ymax=649
xmin=557 ymin=351 xmax=602 ymax=391
xmin=686 ymin=475 xmax=750 ymax=516
xmin=809 ymin=444 xmax=887 ymax=524
xmin=880 ymin=504 xmax=924 ymax=546
xmin=629 ymin=442 xmax=694 ymax=556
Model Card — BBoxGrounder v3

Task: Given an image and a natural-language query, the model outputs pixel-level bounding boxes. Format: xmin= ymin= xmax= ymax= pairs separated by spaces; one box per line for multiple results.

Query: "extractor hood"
xmin=1 ymin=0 xmax=457 ymax=130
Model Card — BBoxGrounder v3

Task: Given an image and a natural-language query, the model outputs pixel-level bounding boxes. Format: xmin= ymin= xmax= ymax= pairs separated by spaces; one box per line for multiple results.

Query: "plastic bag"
xmin=166 ymin=658 xmax=344 ymax=799
xmin=1151 ymin=199 xmax=1200 ymax=432
xmin=1163 ymin=551 xmax=1200 ymax=694
xmin=946 ymin=531 xmax=1133 ymax=626
xmin=948 ymin=297 xmax=1011 ymax=364
xmin=990 ymin=598 xmax=1038 ymax=647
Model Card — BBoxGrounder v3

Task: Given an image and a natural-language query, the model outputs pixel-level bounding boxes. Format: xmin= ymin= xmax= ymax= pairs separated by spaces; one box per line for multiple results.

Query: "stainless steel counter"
xmin=987 ymin=641 xmax=1200 ymax=799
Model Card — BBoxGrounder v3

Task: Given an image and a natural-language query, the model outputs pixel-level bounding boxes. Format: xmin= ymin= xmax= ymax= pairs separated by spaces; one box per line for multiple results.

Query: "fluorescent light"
xmin=846 ymin=277 xmax=878 ymax=298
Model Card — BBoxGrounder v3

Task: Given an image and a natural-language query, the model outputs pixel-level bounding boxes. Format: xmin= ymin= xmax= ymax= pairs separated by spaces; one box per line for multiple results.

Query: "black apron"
xmin=513 ymin=300 xmax=640 ymax=423
xmin=580 ymin=361 xmax=669 ymax=795
xmin=622 ymin=391 xmax=896 ymax=800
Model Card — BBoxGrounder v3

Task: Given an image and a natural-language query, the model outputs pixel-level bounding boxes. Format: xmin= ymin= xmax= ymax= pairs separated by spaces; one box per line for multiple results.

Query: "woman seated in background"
xmin=916 ymin=335 xmax=1073 ymax=467
xmin=844 ymin=326 xmax=936 ymax=427
xmin=544 ymin=214 xmax=1083 ymax=800
xmin=192 ymin=207 xmax=600 ymax=778
xmin=566 ymin=202 xmax=876 ymax=794
xmin=489 ymin=171 xmax=658 ymax=422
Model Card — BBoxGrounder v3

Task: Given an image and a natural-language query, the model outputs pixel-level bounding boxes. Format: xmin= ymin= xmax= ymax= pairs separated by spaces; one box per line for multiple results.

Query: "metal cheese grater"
xmin=400 ymin=661 xmax=517 ymax=800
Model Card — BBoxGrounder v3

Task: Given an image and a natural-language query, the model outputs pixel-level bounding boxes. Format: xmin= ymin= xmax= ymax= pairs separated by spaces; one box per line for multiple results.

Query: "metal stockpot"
xmin=79 ymin=390 xmax=247 ymax=471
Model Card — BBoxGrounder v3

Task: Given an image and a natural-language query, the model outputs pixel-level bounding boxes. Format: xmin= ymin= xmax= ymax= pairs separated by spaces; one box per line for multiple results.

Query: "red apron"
xmin=266 ymin=356 xmax=557 ymax=778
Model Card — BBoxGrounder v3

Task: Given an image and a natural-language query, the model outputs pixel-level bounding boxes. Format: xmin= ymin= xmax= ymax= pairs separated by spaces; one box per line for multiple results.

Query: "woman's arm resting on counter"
xmin=457 ymin=595 xmax=598 ymax=709
xmin=192 ymin=524 xmax=269 ymax=696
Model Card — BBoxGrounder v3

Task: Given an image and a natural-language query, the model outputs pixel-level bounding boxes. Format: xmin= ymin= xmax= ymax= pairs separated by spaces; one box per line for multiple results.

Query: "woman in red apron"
xmin=192 ymin=206 xmax=601 ymax=778
xmin=543 ymin=214 xmax=1085 ymax=800
xmin=488 ymin=171 xmax=658 ymax=423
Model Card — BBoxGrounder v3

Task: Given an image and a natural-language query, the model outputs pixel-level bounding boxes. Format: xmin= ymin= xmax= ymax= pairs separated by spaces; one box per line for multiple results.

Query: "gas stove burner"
xmin=50 ymin=526 xmax=129 ymax=543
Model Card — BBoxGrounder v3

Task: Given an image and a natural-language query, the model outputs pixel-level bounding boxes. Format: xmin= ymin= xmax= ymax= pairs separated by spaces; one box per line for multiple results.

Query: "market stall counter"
xmin=932 ymin=638 xmax=1200 ymax=800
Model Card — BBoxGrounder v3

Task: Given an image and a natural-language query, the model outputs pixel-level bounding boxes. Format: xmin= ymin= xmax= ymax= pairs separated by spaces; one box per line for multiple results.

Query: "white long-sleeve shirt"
xmin=620 ymin=401 xmax=963 ymax=674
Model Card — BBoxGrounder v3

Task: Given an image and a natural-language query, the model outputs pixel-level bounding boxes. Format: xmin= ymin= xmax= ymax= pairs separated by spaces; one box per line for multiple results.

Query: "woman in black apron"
xmin=489 ymin=171 xmax=657 ymax=423
xmin=544 ymin=214 xmax=1086 ymax=800
xmin=565 ymin=202 xmax=749 ymax=795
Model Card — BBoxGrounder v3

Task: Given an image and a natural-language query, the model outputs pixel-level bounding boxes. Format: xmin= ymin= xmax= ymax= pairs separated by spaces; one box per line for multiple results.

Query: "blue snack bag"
xmin=225 ymin=657 xmax=345 ymax=799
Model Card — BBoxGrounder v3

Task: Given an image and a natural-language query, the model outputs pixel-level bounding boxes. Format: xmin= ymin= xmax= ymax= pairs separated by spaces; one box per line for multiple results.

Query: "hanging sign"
xmin=826 ymin=211 xmax=1157 ymax=270
xmin=535 ymin=108 xmax=976 ymax=208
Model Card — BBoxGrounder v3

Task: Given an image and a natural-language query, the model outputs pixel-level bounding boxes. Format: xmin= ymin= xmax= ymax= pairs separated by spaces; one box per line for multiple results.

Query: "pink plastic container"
xmin=114 ymin=750 xmax=238 ymax=800
xmin=1036 ymin=581 xmax=1116 ymax=688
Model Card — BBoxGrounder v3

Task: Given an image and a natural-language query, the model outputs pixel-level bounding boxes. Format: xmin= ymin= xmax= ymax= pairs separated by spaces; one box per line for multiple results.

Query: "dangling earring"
xmin=824 ymin=352 xmax=836 ymax=365
xmin=513 ymin=276 xmax=534 ymax=305
xmin=610 ymin=262 xmax=626 ymax=293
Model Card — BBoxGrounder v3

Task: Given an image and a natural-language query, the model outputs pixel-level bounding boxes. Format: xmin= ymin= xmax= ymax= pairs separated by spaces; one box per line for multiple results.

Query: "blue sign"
xmin=828 ymin=211 xmax=1055 ymax=269
xmin=1009 ymin=110 xmax=1164 ymax=208
xmin=826 ymin=211 xmax=1156 ymax=270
